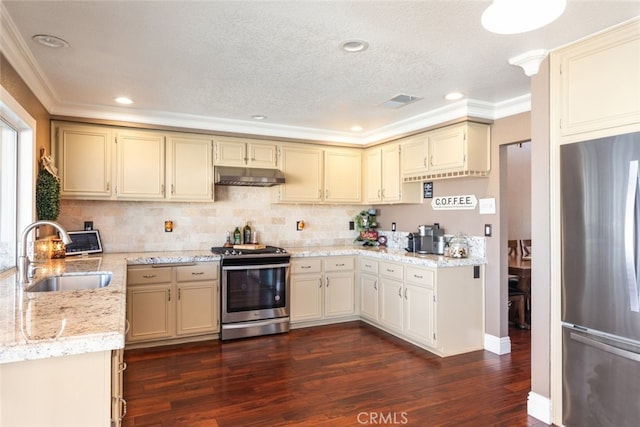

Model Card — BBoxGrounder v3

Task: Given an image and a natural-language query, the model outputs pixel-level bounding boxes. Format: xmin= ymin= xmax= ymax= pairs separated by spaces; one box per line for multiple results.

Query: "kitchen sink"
xmin=26 ymin=273 xmax=112 ymax=292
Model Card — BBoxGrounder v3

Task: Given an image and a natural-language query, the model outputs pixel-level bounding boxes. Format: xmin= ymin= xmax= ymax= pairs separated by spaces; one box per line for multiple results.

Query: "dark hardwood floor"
xmin=123 ymin=322 xmax=545 ymax=427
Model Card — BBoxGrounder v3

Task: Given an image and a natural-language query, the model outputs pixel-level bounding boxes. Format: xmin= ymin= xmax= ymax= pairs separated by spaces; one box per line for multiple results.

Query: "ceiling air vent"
xmin=380 ymin=94 xmax=423 ymax=109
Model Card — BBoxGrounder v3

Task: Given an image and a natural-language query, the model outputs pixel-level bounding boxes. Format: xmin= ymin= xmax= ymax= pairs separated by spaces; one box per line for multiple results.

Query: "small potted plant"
xmin=354 ymin=209 xmax=378 ymax=246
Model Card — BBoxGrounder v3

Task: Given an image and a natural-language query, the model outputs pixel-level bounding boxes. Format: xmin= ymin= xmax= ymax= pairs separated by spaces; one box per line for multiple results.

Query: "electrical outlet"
xmin=296 ymin=220 xmax=305 ymax=231
xmin=484 ymin=224 xmax=492 ymax=237
xmin=391 ymin=222 xmax=396 ymax=232
xmin=349 ymin=221 xmax=355 ymax=230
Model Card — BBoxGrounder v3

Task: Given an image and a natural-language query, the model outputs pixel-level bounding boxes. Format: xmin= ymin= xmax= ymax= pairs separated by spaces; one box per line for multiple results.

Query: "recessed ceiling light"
xmin=341 ymin=40 xmax=369 ymax=53
xmin=251 ymin=115 xmax=267 ymax=120
xmin=114 ymin=97 xmax=134 ymax=105
xmin=481 ymin=0 xmax=566 ymax=34
xmin=32 ymin=34 xmax=69 ymax=49
xmin=350 ymin=125 xmax=363 ymax=132
xmin=444 ymin=92 xmax=465 ymax=101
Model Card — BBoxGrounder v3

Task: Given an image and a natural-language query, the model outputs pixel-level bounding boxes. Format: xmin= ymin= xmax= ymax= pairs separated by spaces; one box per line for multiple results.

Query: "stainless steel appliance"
xmin=407 ymin=224 xmax=445 ymax=254
xmin=211 ymin=245 xmax=291 ymax=340
xmin=560 ymin=132 xmax=640 ymax=427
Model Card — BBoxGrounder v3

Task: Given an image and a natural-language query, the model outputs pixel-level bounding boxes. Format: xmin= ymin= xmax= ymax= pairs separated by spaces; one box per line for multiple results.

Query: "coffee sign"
xmin=431 ymin=194 xmax=477 ymax=210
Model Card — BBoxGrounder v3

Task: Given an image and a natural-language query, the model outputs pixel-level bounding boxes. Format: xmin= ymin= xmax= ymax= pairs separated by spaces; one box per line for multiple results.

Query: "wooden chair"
xmin=508 ymin=240 xmax=518 ymax=257
xmin=508 ymin=276 xmax=529 ymax=329
xmin=520 ymin=239 xmax=531 ymax=259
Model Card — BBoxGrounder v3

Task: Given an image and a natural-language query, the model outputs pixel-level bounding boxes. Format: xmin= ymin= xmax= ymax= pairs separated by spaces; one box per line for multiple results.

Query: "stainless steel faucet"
xmin=17 ymin=220 xmax=72 ymax=284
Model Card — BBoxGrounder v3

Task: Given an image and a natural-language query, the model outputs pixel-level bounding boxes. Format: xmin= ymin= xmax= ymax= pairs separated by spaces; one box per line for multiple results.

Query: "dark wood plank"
xmin=123 ymin=322 xmax=546 ymax=426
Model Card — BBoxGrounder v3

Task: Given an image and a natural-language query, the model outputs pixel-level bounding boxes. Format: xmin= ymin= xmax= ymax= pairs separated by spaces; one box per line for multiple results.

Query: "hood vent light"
xmin=214 ymin=166 xmax=285 ymax=187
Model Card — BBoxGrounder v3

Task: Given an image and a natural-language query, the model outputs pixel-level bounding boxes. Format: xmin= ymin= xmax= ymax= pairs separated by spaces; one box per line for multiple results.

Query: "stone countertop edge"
xmin=0 ymin=246 xmax=484 ymax=365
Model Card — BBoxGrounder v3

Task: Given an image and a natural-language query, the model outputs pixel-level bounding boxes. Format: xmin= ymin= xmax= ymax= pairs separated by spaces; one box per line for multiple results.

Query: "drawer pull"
xmin=191 ymin=271 xmax=205 ymax=275
xmin=365 ymin=264 xmax=372 ymax=268
xmin=142 ymin=274 xmax=156 ymax=279
xmin=414 ymin=274 xmax=423 ymax=279
xmin=301 ymin=265 xmax=312 ymax=269
xmin=335 ymin=263 xmax=345 ymax=267
xmin=386 ymin=268 xmax=395 ymax=273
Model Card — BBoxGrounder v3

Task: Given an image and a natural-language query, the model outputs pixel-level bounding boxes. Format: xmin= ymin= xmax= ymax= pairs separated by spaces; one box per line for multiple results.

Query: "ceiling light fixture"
xmin=444 ymin=92 xmax=465 ymax=101
xmin=251 ymin=115 xmax=267 ymax=120
xmin=350 ymin=125 xmax=363 ymax=132
xmin=341 ymin=39 xmax=369 ymax=53
xmin=114 ymin=97 xmax=134 ymax=105
xmin=481 ymin=0 xmax=566 ymax=34
xmin=32 ymin=34 xmax=69 ymax=49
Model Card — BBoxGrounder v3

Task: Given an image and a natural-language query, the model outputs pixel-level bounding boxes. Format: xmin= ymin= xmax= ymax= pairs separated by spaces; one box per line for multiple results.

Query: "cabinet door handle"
xmin=398 ymin=287 xmax=402 ymax=298
xmin=377 ymin=189 xmax=381 ymax=198
xmin=423 ymin=156 xmax=427 ymax=167
xmin=171 ymin=184 xmax=175 ymax=195
xmin=374 ymin=280 xmax=377 ymax=291
xmin=318 ymin=278 xmax=322 ymax=288
xmin=106 ymin=182 xmax=110 ymax=192
xmin=326 ymin=277 xmax=329 ymax=287
xmin=404 ymin=288 xmax=408 ymax=299
xmin=119 ymin=397 xmax=128 ymax=421
xmin=430 ymin=155 xmax=434 ymax=166
xmin=178 ymin=288 xmax=181 ymax=299
xmin=119 ymin=361 xmax=127 ymax=373
xmin=168 ymin=289 xmax=171 ymax=301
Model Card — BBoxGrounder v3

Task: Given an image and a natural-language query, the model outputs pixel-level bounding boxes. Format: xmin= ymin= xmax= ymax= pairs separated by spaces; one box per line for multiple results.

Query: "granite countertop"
xmin=0 ymin=246 xmax=484 ymax=365
xmin=286 ymin=245 xmax=486 ymax=267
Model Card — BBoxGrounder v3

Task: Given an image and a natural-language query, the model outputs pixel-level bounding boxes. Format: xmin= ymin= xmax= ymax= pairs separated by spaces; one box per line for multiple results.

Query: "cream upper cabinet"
xmin=365 ymin=143 xmax=422 ymax=204
xmin=552 ymin=19 xmax=640 ymax=142
xmin=166 ymin=134 xmax=214 ymax=201
xmin=401 ymin=133 xmax=429 ymax=176
xmin=364 ymin=143 xmax=401 ymax=203
xmin=323 ymin=147 xmax=362 ymax=203
xmin=427 ymin=122 xmax=490 ymax=175
xmin=274 ymin=145 xmax=361 ymax=204
xmin=53 ymin=122 xmax=114 ymax=200
xmin=273 ymin=145 xmax=323 ymax=203
xmin=115 ymin=129 xmax=166 ymax=200
xmin=214 ymin=137 xmax=278 ymax=168
xmin=54 ymin=122 xmax=214 ymax=202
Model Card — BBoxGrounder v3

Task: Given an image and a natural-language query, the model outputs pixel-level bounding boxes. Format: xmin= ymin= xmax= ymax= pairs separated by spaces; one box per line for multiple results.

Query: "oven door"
xmin=221 ymin=261 xmax=290 ymax=324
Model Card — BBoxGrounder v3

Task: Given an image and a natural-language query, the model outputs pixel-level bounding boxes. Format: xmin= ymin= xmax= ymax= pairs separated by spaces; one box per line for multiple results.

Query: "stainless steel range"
xmin=211 ymin=245 xmax=290 ymax=340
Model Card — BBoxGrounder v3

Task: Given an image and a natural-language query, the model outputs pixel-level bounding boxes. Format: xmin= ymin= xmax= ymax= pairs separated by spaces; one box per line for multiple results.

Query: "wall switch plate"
xmin=484 ymin=224 xmax=492 ymax=237
xmin=349 ymin=221 xmax=354 ymax=230
xmin=391 ymin=222 xmax=396 ymax=231
xmin=296 ymin=221 xmax=305 ymax=231
xmin=473 ymin=265 xmax=480 ymax=278
xmin=84 ymin=221 xmax=93 ymax=231
xmin=164 ymin=220 xmax=173 ymax=232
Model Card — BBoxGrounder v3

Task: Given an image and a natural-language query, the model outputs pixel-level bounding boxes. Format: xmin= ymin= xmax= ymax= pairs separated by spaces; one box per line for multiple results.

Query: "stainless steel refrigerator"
xmin=561 ymin=132 xmax=640 ymax=427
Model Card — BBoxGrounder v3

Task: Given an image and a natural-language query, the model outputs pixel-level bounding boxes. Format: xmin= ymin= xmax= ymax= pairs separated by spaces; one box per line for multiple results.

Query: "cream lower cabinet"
xmin=126 ymin=262 xmax=219 ymax=346
xmin=359 ymin=257 xmax=379 ymax=322
xmin=0 ymin=350 xmax=112 ymax=427
xmin=362 ymin=260 xmax=483 ymax=357
xmin=290 ymin=256 xmax=356 ymax=325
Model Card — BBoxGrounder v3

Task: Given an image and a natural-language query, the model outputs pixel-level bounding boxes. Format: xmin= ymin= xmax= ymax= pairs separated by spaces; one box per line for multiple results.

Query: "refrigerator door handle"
xmin=624 ymin=160 xmax=640 ymax=312
xmin=570 ymin=331 xmax=640 ymax=362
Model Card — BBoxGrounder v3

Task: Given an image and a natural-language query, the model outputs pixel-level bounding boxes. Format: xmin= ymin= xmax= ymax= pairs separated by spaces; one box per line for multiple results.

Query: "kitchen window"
xmin=0 ymin=86 xmax=35 ymax=273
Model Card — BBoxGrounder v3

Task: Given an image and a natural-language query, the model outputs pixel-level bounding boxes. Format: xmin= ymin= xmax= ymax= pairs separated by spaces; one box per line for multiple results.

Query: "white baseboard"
xmin=527 ymin=391 xmax=552 ymax=425
xmin=484 ymin=333 xmax=511 ymax=355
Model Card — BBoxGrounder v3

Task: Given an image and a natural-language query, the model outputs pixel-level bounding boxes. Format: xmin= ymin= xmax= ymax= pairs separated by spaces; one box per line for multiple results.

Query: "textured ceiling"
xmin=1 ymin=1 xmax=639 ymax=144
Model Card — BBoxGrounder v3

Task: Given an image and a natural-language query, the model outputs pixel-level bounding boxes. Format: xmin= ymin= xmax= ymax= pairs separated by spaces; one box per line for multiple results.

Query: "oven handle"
xmin=222 ymin=263 xmax=290 ymax=271
xmin=222 ymin=317 xmax=290 ymax=329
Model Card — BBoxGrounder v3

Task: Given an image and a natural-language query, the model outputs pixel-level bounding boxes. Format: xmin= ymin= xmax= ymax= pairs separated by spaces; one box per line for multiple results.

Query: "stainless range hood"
xmin=214 ymin=166 xmax=285 ymax=187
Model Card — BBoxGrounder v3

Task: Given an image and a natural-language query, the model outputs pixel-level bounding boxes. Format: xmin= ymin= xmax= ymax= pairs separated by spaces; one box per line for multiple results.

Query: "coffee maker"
xmin=407 ymin=224 xmax=445 ymax=254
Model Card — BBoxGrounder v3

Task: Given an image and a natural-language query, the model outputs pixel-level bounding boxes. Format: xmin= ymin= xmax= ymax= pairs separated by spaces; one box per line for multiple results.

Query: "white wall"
xmin=506 ymin=142 xmax=531 ymax=241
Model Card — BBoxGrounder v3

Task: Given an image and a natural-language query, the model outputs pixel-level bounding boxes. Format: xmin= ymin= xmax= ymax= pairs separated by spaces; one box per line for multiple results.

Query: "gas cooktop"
xmin=210 ymin=245 xmax=288 ymax=257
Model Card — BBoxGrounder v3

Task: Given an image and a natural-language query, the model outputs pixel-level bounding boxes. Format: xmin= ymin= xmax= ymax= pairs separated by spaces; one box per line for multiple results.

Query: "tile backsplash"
xmin=58 ymin=186 xmax=365 ymax=253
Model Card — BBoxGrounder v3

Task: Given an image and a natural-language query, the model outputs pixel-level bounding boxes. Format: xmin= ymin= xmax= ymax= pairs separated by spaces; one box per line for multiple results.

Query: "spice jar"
xmin=447 ymin=233 xmax=469 ymax=258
